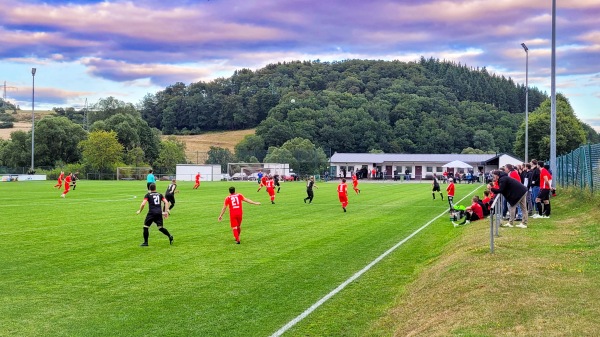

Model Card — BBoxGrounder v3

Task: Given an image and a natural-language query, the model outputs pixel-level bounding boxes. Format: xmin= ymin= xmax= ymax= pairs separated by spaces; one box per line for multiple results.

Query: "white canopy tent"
xmin=442 ymin=160 xmax=473 ymax=169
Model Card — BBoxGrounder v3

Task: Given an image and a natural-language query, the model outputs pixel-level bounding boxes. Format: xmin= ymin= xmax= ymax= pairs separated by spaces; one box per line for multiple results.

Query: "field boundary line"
xmin=270 ymin=186 xmax=481 ymax=337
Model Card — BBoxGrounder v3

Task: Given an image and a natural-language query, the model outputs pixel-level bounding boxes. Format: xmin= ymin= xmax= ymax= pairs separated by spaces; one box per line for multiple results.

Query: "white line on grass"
xmin=270 ymin=186 xmax=480 ymax=337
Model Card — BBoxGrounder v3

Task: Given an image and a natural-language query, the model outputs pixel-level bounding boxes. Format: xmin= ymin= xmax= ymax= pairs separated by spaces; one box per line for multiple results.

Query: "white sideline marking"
xmin=270 ymin=188 xmax=479 ymax=337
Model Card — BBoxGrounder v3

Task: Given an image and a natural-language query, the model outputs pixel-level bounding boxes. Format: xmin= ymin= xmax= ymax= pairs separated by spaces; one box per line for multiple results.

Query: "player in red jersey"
xmin=61 ymin=173 xmax=72 ymax=198
xmin=257 ymin=174 xmax=268 ymax=192
xmin=54 ymin=171 xmax=64 ymax=188
xmin=218 ymin=186 xmax=261 ymax=244
xmin=351 ymin=173 xmax=360 ymax=194
xmin=453 ymin=196 xmax=484 ymax=227
xmin=446 ymin=178 xmax=455 ymax=212
xmin=338 ymin=178 xmax=349 ymax=212
xmin=266 ymin=175 xmax=276 ymax=204
xmin=193 ymin=172 xmax=201 ymax=189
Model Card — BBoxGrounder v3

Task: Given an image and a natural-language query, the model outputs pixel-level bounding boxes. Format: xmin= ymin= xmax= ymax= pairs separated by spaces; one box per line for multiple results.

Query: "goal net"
xmin=227 ymin=163 xmax=291 ymax=181
xmin=117 ymin=167 xmax=152 ymax=180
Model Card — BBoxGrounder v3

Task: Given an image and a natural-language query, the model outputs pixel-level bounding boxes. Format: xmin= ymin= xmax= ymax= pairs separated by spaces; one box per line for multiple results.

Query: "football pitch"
xmin=2 ymin=179 xmax=484 ymax=336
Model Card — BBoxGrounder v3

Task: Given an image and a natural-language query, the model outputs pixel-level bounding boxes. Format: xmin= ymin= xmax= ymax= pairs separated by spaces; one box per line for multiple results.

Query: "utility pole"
xmin=2 ymin=81 xmax=18 ymax=108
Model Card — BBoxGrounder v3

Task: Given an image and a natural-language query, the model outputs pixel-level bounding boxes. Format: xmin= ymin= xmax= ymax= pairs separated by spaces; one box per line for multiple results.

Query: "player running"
xmin=60 ymin=173 xmax=72 ymax=198
xmin=352 ymin=173 xmax=360 ymax=195
xmin=136 ymin=183 xmax=173 ymax=246
xmin=432 ymin=175 xmax=443 ymax=200
xmin=257 ymin=173 xmax=268 ymax=192
xmin=338 ymin=178 xmax=349 ymax=212
xmin=266 ymin=175 xmax=276 ymax=204
xmin=218 ymin=186 xmax=261 ymax=244
xmin=193 ymin=172 xmax=201 ymax=189
xmin=54 ymin=171 xmax=64 ymax=188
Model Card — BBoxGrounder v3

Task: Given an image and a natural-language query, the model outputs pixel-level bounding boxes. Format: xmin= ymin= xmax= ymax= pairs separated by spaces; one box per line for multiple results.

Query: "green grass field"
xmin=1 ymin=179 xmax=480 ymax=336
xmin=2 ymin=180 xmax=598 ymax=336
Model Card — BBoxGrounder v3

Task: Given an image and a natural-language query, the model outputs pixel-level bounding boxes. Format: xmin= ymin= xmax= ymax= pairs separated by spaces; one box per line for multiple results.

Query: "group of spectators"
xmin=453 ymin=159 xmax=554 ymax=229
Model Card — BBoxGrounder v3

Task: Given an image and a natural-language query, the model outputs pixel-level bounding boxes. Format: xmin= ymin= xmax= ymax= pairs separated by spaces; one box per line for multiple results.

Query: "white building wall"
xmin=176 ymin=164 xmax=222 ymax=181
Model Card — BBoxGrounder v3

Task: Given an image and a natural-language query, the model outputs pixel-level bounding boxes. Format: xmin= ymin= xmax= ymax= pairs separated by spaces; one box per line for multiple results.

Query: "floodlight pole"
xmin=550 ymin=0 xmax=557 ymax=182
xmin=31 ymin=68 xmax=36 ymax=172
xmin=521 ymin=43 xmax=529 ymax=163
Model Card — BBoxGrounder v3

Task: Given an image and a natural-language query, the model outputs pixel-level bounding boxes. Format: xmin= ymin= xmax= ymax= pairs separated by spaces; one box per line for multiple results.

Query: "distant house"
xmin=329 ymin=153 xmax=523 ymax=180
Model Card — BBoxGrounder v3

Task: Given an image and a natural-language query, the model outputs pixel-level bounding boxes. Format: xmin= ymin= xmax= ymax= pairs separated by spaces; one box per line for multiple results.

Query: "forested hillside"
xmin=139 ymin=58 xmax=548 ymax=156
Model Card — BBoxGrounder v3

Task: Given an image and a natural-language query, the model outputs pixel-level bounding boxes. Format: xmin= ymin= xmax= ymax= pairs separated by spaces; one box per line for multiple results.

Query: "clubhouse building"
xmin=329 ymin=153 xmax=523 ymax=180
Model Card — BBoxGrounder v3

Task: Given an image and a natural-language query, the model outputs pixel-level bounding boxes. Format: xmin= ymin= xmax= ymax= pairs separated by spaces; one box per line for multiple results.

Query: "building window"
xmin=426 ymin=166 xmax=433 ymax=172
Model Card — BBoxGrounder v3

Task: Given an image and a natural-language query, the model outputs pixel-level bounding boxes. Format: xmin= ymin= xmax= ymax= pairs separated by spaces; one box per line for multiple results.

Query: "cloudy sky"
xmin=1 ymin=0 xmax=599 ymax=130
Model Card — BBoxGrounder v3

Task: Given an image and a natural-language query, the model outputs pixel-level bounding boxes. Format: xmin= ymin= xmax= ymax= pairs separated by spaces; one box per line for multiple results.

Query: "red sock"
xmin=232 ymin=227 xmax=240 ymax=241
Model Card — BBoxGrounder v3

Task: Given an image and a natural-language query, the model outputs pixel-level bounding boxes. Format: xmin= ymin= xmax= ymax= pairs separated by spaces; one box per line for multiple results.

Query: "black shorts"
xmin=144 ymin=213 xmax=163 ymax=227
xmin=432 ymin=185 xmax=440 ymax=192
xmin=166 ymin=194 xmax=175 ymax=204
xmin=538 ymin=189 xmax=551 ymax=201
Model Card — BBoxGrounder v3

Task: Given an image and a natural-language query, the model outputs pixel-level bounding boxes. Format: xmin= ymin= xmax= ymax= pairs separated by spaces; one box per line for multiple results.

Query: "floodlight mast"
xmin=31 ymin=68 xmax=36 ymax=172
xmin=521 ymin=43 xmax=529 ymax=163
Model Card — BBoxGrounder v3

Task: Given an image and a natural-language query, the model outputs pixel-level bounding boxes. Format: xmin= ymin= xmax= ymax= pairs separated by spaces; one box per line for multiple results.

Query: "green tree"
xmin=88 ymin=97 xmax=139 ymax=125
xmin=154 ymin=137 xmax=187 ymax=174
xmin=514 ymin=94 xmax=586 ymax=160
xmin=234 ymin=134 xmax=265 ymax=162
xmin=206 ymin=146 xmax=234 ymax=172
xmin=79 ymin=131 xmax=124 ymax=173
xmin=264 ymin=137 xmax=327 ymax=176
xmin=34 ymin=116 xmax=87 ymax=167
xmin=0 ymin=130 xmax=30 ymax=168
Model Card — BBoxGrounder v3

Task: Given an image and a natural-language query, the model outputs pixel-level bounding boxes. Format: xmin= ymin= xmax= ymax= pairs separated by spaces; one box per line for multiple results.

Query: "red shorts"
xmin=338 ymin=194 xmax=348 ymax=203
xmin=229 ymin=214 xmax=242 ymax=227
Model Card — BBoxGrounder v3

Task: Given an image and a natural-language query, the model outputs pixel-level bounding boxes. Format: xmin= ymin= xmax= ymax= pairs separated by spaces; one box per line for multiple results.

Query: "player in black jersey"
xmin=136 ymin=183 xmax=173 ymax=246
xmin=165 ymin=179 xmax=178 ymax=213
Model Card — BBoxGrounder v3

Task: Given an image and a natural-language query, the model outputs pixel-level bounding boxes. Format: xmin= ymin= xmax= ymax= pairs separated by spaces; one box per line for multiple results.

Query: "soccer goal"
xmin=116 ymin=167 xmax=152 ymax=180
xmin=227 ymin=163 xmax=291 ymax=181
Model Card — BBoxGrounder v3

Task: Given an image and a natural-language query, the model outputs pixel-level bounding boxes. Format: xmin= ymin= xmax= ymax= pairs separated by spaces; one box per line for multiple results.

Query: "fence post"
xmin=588 ymin=143 xmax=594 ymax=194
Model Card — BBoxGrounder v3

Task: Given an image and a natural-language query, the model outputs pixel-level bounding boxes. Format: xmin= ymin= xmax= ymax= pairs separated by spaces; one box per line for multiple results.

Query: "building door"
xmin=385 ymin=166 xmax=392 ymax=179
xmin=415 ymin=166 xmax=422 ymax=180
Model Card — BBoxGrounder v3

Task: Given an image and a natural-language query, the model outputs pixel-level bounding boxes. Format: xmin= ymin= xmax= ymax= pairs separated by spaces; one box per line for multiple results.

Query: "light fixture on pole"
xmin=31 ymin=68 xmax=36 ymax=173
xmin=521 ymin=43 xmax=529 ymax=163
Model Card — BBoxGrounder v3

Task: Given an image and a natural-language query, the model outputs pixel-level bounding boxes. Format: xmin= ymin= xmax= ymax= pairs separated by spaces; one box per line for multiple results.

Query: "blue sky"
xmin=1 ymin=0 xmax=599 ymax=131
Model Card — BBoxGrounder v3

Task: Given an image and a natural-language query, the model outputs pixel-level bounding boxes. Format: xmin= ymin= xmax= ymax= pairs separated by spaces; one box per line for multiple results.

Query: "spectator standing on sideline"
xmin=137 ymin=183 xmax=173 ymax=246
xmin=218 ymin=186 xmax=260 ymax=244
xmin=193 ymin=172 xmax=201 ymax=189
xmin=432 ymin=175 xmax=443 ymax=200
xmin=338 ymin=178 xmax=349 ymax=212
xmin=165 ymin=179 xmax=179 ymax=212
xmin=529 ymin=159 xmax=541 ymax=214
xmin=404 ymin=168 xmax=411 ymax=181
xmin=146 ymin=169 xmax=156 ymax=191
xmin=446 ymin=178 xmax=455 ymax=212
xmin=303 ymin=176 xmax=318 ymax=204
xmin=533 ymin=161 xmax=552 ymax=218
xmin=488 ymin=170 xmax=528 ymax=228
